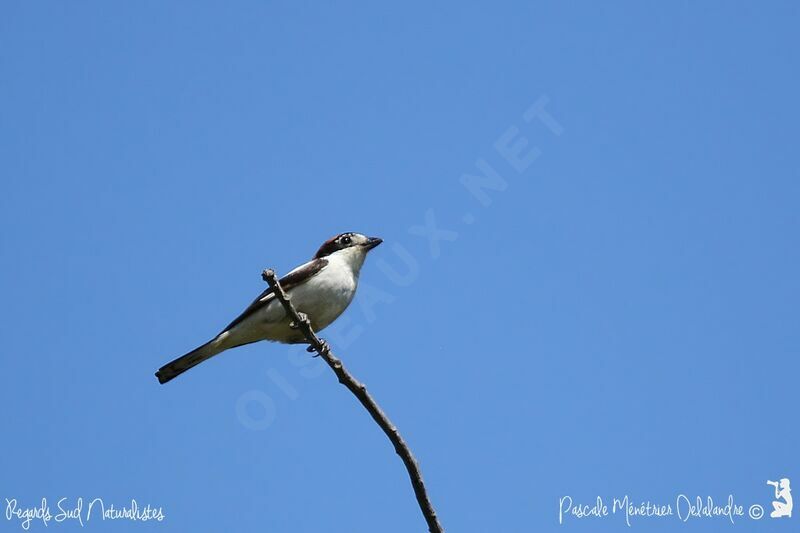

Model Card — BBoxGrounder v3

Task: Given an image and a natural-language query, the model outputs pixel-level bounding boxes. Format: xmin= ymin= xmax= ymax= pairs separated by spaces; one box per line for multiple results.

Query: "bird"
xmin=155 ymin=232 xmax=382 ymax=384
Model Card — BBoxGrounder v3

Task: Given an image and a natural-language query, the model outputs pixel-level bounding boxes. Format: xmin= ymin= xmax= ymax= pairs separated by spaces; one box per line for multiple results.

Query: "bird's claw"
xmin=289 ymin=312 xmax=309 ymax=329
xmin=306 ymin=339 xmax=329 ymax=357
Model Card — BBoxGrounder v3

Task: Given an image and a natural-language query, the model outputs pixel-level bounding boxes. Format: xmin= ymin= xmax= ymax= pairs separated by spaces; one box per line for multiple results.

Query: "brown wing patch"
xmin=221 ymin=258 xmax=328 ymax=332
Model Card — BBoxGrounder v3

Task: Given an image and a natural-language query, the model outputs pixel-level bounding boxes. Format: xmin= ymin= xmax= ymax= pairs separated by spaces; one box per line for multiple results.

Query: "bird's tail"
xmin=155 ymin=336 xmax=227 ymax=384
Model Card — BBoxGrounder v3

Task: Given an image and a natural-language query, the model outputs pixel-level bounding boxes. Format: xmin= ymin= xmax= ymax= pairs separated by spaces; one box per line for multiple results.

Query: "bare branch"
xmin=262 ymin=269 xmax=444 ymax=533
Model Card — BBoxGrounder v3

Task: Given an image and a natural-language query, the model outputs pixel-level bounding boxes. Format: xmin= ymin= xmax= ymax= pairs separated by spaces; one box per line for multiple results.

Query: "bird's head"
xmin=314 ymin=232 xmax=382 ymax=263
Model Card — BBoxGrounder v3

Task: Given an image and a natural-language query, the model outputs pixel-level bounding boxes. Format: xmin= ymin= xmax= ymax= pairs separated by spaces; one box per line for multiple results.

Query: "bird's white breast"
xmin=286 ymin=255 xmax=358 ymax=331
xmin=227 ymin=253 xmax=359 ymax=345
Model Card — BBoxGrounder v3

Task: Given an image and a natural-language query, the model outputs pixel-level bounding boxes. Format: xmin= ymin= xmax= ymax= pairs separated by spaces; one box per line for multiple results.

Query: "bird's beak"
xmin=363 ymin=236 xmax=383 ymax=250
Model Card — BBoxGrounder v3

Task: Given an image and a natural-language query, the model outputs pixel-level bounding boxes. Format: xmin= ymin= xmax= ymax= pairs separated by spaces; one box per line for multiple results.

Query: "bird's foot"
xmin=289 ymin=312 xmax=309 ymax=329
xmin=306 ymin=339 xmax=329 ymax=357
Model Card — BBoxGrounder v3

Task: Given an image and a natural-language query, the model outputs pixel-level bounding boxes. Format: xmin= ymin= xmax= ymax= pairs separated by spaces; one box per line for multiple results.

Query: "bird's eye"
xmin=341 ymin=236 xmax=352 ymax=245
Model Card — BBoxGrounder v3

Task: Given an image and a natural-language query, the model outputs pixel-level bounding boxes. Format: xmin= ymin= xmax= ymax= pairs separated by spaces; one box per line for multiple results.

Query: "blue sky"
xmin=1 ymin=2 xmax=798 ymax=532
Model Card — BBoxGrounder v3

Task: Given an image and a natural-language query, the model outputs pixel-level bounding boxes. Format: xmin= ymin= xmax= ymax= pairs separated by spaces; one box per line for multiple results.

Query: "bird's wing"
xmin=222 ymin=258 xmax=329 ymax=332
